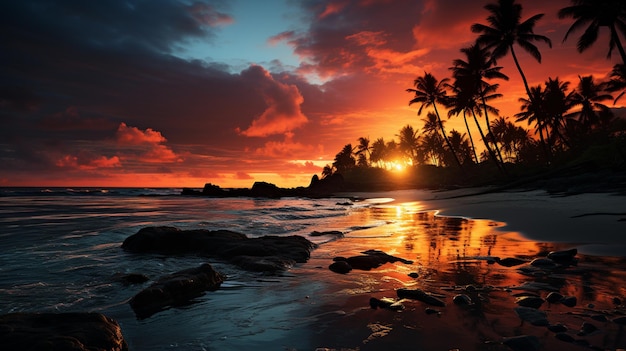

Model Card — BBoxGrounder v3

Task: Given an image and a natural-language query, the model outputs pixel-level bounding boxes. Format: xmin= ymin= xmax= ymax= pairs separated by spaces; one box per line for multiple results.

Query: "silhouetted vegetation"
xmin=321 ymin=0 xmax=626 ymax=192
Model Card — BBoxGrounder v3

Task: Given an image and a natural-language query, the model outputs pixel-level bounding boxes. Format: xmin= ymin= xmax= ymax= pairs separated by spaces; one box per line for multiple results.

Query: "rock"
xmin=502 ymin=335 xmax=540 ymax=351
xmin=613 ymin=297 xmax=622 ymax=306
xmin=515 ymin=296 xmax=545 ymax=309
xmin=369 ymin=297 xmax=404 ymax=311
xmin=453 ymin=294 xmax=473 ymax=305
xmin=0 ymin=312 xmax=128 ymax=351
xmin=495 ymin=257 xmax=528 ymax=267
xmin=548 ymin=323 xmax=568 ymax=333
xmin=529 ymin=258 xmax=556 ymax=269
xmin=329 ymin=261 xmax=352 ymax=274
xmin=555 ymin=332 xmax=575 ymax=343
xmin=578 ymin=322 xmax=598 ymax=336
xmin=333 ymin=250 xmax=413 ymax=271
xmin=408 ymin=272 xmax=419 ymax=278
xmin=547 ymin=248 xmax=578 ymax=263
xmin=122 ymin=226 xmax=316 ymax=273
xmin=425 ymin=307 xmax=440 ymax=315
xmin=397 ymin=288 xmax=446 ymax=307
xmin=590 ymin=314 xmax=608 ymax=322
xmin=514 ymin=306 xmax=549 ymax=326
xmin=129 ymin=263 xmax=225 ymax=319
xmin=612 ymin=316 xmax=626 ymax=325
xmin=545 ymin=292 xmax=563 ymax=304
xmin=561 ymin=296 xmax=577 ymax=307
xmin=310 ymin=230 xmax=343 ymax=237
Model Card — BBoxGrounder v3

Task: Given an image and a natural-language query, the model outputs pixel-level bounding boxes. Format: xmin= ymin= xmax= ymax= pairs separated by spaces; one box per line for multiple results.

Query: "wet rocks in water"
xmin=515 ymin=296 xmax=545 ymax=309
xmin=547 ymin=248 xmax=578 ymax=264
xmin=452 ymin=294 xmax=473 ymax=305
xmin=514 ymin=307 xmax=549 ymax=326
xmin=545 ymin=291 xmax=563 ymax=304
xmin=425 ymin=307 xmax=440 ymax=315
xmin=495 ymin=257 xmax=528 ymax=267
xmin=369 ymin=297 xmax=404 ymax=311
xmin=612 ymin=316 xmax=626 ymax=325
xmin=397 ymin=288 xmax=446 ymax=307
xmin=0 ymin=312 xmax=128 ymax=351
xmin=329 ymin=250 xmax=413 ymax=273
xmin=501 ymin=335 xmax=541 ymax=351
xmin=408 ymin=272 xmax=419 ymax=278
xmin=310 ymin=230 xmax=343 ymax=237
xmin=561 ymin=296 xmax=577 ymax=307
xmin=129 ymin=263 xmax=225 ymax=319
xmin=555 ymin=332 xmax=575 ymax=343
xmin=329 ymin=260 xmax=352 ymax=274
xmin=529 ymin=257 xmax=557 ymax=269
xmin=578 ymin=321 xmax=598 ymax=336
xmin=122 ymin=226 xmax=316 ymax=273
xmin=547 ymin=323 xmax=568 ymax=333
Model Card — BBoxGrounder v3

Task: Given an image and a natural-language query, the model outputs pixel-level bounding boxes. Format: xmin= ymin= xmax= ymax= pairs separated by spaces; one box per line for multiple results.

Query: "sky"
xmin=1 ymin=0 xmax=624 ymax=188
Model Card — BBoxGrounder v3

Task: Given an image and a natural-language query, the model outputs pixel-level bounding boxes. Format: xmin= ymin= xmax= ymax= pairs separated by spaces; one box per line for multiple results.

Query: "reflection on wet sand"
xmin=301 ymin=201 xmax=626 ymax=350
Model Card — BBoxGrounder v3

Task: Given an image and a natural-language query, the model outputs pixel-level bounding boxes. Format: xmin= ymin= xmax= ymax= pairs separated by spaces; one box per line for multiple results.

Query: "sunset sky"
xmin=1 ymin=0 xmax=623 ymax=188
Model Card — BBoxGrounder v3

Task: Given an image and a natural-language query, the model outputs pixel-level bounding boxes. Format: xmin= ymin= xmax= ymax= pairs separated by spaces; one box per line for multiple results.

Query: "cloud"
xmin=237 ymin=66 xmax=308 ymax=137
xmin=56 ymin=154 xmax=121 ymax=170
xmin=117 ymin=123 xmax=167 ymax=145
xmin=235 ymin=171 xmax=253 ymax=180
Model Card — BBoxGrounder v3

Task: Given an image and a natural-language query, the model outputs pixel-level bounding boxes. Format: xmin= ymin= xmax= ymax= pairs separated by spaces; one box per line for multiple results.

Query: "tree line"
xmin=322 ymin=0 xmax=626 ymax=182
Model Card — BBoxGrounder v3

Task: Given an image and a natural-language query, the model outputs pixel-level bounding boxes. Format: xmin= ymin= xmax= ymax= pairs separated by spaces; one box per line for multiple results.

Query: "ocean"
xmin=1 ymin=187 xmax=625 ymax=350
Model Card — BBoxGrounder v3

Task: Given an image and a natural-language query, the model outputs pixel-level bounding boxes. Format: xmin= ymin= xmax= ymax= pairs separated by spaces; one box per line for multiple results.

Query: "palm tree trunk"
xmin=433 ymin=104 xmax=463 ymax=169
xmin=463 ymin=110 xmax=479 ymax=163
xmin=510 ymin=45 xmax=533 ymax=100
xmin=480 ymin=94 xmax=506 ymax=168
xmin=471 ymin=109 xmax=504 ymax=174
xmin=610 ymin=25 xmax=626 ymax=64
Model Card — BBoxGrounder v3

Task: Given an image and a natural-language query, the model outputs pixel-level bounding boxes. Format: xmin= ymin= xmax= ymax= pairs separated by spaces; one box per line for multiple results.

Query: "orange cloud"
xmin=235 ymin=171 xmax=253 ymax=180
xmin=237 ymin=66 xmax=308 ymax=137
xmin=117 ymin=122 xmax=167 ymax=145
xmin=319 ymin=1 xmax=348 ymax=19
xmin=141 ymin=144 xmax=183 ymax=163
xmin=56 ymin=154 xmax=121 ymax=170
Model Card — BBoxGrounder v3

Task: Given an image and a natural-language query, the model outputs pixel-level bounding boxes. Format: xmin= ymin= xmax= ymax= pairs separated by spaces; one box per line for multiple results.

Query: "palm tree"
xmin=543 ymin=77 xmax=575 ymax=150
xmin=449 ymin=44 xmax=508 ymax=170
xmin=355 ymin=136 xmax=372 ymax=167
xmin=472 ymin=0 xmax=552 ymax=99
xmin=332 ymin=144 xmax=356 ymax=174
xmin=607 ymin=63 xmax=626 ymax=103
xmin=447 ymin=83 xmax=479 ymax=164
xmin=370 ymin=137 xmax=387 ymax=168
xmin=397 ymin=125 xmax=421 ymax=165
xmin=448 ymin=130 xmax=474 ymax=165
xmin=569 ymin=75 xmax=614 ymax=129
xmin=516 ymin=84 xmax=551 ymax=160
xmin=407 ymin=72 xmax=463 ymax=168
xmin=558 ymin=0 xmax=626 ymax=64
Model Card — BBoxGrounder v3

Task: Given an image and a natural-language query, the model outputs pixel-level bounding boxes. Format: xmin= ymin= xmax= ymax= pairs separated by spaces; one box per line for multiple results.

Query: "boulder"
xmin=129 ymin=263 xmax=224 ymax=319
xmin=122 ymin=226 xmax=316 ymax=273
xmin=0 ymin=312 xmax=128 ymax=351
xmin=329 ymin=250 xmax=413 ymax=272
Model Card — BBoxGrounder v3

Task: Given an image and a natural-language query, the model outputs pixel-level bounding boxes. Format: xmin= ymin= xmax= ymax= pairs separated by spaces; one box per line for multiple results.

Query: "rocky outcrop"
xmin=122 ymin=226 xmax=316 ymax=273
xmin=329 ymin=250 xmax=413 ymax=273
xmin=129 ymin=263 xmax=225 ymax=319
xmin=181 ymin=174 xmax=346 ymax=198
xmin=0 ymin=312 xmax=128 ymax=351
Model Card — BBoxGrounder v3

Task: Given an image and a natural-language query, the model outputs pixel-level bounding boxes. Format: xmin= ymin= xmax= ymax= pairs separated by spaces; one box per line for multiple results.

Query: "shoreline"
xmin=341 ymin=188 xmax=626 ymax=258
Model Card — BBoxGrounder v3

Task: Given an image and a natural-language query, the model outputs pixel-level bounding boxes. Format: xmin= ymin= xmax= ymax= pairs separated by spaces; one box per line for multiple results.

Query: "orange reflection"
xmin=300 ymin=201 xmax=626 ymax=350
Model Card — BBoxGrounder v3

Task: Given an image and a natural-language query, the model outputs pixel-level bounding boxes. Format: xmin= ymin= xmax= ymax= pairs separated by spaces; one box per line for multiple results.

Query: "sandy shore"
xmin=281 ymin=188 xmax=626 ymax=350
xmin=344 ymin=188 xmax=626 ymax=257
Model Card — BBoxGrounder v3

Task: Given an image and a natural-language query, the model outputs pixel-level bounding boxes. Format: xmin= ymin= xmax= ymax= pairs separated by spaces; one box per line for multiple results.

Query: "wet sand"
xmin=292 ymin=190 xmax=626 ymax=350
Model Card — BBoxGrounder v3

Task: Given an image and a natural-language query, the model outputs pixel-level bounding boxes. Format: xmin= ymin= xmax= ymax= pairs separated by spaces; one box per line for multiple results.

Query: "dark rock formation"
xmin=397 ymin=288 xmax=446 ymax=307
xmin=122 ymin=226 xmax=316 ymax=273
xmin=112 ymin=272 xmax=149 ymax=285
xmin=329 ymin=250 xmax=413 ymax=273
xmin=182 ymin=174 xmax=346 ymax=199
xmin=0 ymin=312 xmax=128 ymax=351
xmin=129 ymin=263 xmax=224 ymax=319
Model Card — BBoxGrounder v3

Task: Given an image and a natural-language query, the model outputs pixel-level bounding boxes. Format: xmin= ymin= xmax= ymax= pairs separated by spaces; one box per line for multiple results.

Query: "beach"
xmin=1 ymin=187 xmax=626 ymax=350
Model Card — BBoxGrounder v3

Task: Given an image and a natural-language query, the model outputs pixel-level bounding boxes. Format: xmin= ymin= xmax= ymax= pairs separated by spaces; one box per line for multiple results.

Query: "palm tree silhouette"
xmin=516 ymin=84 xmax=551 ymax=160
xmin=449 ymin=44 xmax=508 ymax=171
xmin=558 ymin=0 xmax=626 ymax=64
xmin=407 ymin=72 xmax=463 ymax=168
xmin=543 ymin=77 xmax=575 ymax=151
xmin=370 ymin=138 xmax=387 ymax=168
xmin=472 ymin=0 xmax=552 ymax=99
xmin=397 ymin=125 xmax=421 ymax=165
xmin=355 ymin=137 xmax=372 ymax=167
xmin=569 ymin=75 xmax=614 ymax=129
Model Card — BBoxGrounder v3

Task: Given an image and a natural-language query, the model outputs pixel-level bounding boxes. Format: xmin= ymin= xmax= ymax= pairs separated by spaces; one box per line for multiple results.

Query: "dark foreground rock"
xmin=129 ymin=263 xmax=224 ymax=319
xmin=329 ymin=249 xmax=413 ymax=273
xmin=0 ymin=312 xmax=128 ymax=351
xmin=122 ymin=226 xmax=316 ymax=273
